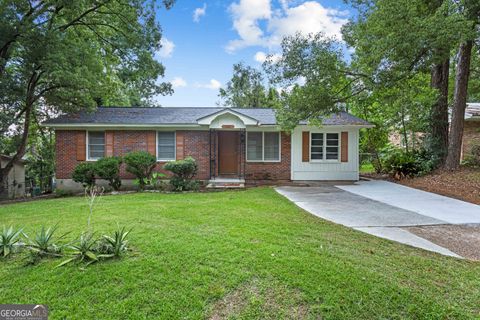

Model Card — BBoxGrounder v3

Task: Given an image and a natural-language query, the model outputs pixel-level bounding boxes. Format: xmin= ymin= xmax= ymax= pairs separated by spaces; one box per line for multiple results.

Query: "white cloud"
xmin=227 ymin=0 xmax=348 ymax=52
xmin=171 ymin=77 xmax=187 ymax=88
xmin=226 ymin=0 xmax=272 ymax=52
xmin=158 ymin=37 xmax=175 ymax=58
xmin=195 ymin=79 xmax=222 ymax=90
xmin=193 ymin=3 xmax=207 ymax=22
xmin=254 ymin=51 xmax=281 ymax=63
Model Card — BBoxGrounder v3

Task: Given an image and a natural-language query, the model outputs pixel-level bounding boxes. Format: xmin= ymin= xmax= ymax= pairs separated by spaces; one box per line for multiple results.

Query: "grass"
xmin=0 ymin=188 xmax=479 ymax=319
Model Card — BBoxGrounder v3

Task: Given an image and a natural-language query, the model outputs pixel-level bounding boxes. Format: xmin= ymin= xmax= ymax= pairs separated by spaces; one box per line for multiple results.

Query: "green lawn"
xmin=0 ymin=188 xmax=479 ymax=319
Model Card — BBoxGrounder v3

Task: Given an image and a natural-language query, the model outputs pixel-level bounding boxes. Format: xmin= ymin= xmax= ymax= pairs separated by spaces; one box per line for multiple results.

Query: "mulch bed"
xmin=406 ymin=224 xmax=480 ymax=261
xmin=397 ymin=167 xmax=480 ymax=205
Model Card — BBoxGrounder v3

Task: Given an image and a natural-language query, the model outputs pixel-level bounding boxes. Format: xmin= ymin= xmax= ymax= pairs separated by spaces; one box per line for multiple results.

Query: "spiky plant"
xmin=98 ymin=227 xmax=131 ymax=257
xmin=0 ymin=226 xmax=23 ymax=257
xmin=56 ymin=232 xmax=101 ymax=268
xmin=24 ymin=225 xmax=67 ymax=264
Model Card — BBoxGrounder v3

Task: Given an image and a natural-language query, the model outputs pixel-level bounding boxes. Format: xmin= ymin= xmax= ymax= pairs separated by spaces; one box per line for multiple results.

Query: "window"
xmin=157 ymin=131 xmax=176 ymax=160
xmin=87 ymin=131 xmax=105 ymax=160
xmin=310 ymin=133 xmax=339 ymax=161
xmin=247 ymin=132 xmax=280 ymax=162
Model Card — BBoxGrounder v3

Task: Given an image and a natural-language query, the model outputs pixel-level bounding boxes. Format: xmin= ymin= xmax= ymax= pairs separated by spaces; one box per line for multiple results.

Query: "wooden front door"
xmin=218 ymin=131 xmax=239 ymax=176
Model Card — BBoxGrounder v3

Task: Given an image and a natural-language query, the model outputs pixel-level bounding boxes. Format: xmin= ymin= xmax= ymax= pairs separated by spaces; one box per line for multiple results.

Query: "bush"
xmin=163 ymin=156 xmax=199 ymax=191
xmin=72 ymin=162 xmax=96 ymax=187
xmin=95 ymin=157 xmax=122 ymax=191
xmin=123 ymin=151 xmax=157 ymax=190
xmin=379 ymin=145 xmax=436 ymax=180
xmin=463 ymin=144 xmax=480 ymax=167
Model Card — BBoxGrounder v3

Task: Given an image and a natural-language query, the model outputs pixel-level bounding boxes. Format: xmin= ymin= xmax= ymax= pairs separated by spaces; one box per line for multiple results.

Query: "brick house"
xmin=42 ymin=107 xmax=372 ymax=191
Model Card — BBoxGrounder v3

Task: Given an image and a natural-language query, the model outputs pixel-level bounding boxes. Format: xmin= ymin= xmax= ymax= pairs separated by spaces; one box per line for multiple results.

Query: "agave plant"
xmin=98 ymin=226 xmax=131 ymax=257
xmin=24 ymin=225 xmax=67 ymax=263
xmin=0 ymin=226 xmax=23 ymax=257
xmin=56 ymin=232 xmax=101 ymax=268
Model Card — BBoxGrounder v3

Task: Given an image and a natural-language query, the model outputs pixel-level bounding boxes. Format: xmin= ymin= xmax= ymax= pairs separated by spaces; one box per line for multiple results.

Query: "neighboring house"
xmin=463 ymin=103 xmax=480 ymax=159
xmin=0 ymin=155 xmax=26 ymax=199
xmin=42 ymin=107 xmax=372 ymax=191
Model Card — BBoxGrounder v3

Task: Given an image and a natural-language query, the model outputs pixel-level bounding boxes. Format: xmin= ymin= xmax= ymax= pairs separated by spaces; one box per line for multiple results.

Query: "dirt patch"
xmin=406 ymin=225 xmax=480 ymax=260
xmin=208 ymin=278 xmax=319 ymax=320
xmin=397 ymin=167 xmax=480 ymax=205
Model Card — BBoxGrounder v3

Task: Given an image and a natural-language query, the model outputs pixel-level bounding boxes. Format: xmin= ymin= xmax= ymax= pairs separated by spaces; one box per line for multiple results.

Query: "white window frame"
xmin=86 ymin=131 xmax=105 ymax=161
xmin=246 ymin=131 xmax=281 ymax=163
xmin=156 ymin=131 xmax=176 ymax=162
xmin=309 ymin=132 xmax=341 ymax=163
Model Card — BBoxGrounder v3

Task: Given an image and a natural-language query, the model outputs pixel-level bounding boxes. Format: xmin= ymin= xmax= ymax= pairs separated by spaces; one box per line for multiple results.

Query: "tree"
xmin=343 ymin=0 xmax=469 ymax=164
xmin=0 ymin=0 xmax=175 ymax=198
xmin=264 ymin=33 xmax=362 ymax=130
xmin=218 ymin=62 xmax=279 ymax=108
xmin=445 ymin=1 xmax=480 ymax=170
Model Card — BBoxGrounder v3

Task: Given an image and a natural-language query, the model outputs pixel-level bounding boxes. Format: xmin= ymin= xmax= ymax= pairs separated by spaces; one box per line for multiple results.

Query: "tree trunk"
xmin=445 ymin=40 xmax=473 ymax=170
xmin=430 ymin=58 xmax=450 ymax=164
xmin=0 ymin=71 xmax=37 ymax=199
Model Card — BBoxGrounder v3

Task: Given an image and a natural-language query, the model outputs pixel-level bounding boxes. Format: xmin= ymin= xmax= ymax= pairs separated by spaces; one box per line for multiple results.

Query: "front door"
xmin=218 ymin=131 xmax=238 ymax=176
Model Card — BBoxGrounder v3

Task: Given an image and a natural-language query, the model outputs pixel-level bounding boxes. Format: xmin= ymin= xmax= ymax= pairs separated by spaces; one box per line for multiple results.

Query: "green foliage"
xmin=0 ymin=226 xmax=23 ymax=257
xmin=95 ymin=157 xmax=123 ymax=191
xmin=146 ymin=172 xmax=167 ymax=191
xmin=379 ymin=145 xmax=437 ymax=179
xmin=72 ymin=162 xmax=96 ymax=187
xmin=56 ymin=232 xmax=100 ymax=268
xmin=54 ymin=189 xmax=74 ymax=198
xmin=463 ymin=144 xmax=480 ymax=167
xmin=0 ymin=0 xmax=175 ymax=188
xmin=24 ymin=225 xmax=66 ymax=264
xmin=264 ymin=33 xmax=352 ymax=130
xmin=123 ymin=151 xmax=157 ymax=190
xmin=163 ymin=157 xmax=199 ymax=191
xmin=97 ymin=227 xmax=131 ymax=257
xmin=219 ymin=63 xmax=279 ymax=108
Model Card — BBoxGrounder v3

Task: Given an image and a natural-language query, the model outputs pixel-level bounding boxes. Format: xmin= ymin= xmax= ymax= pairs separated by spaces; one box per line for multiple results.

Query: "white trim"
xmin=86 ymin=131 xmax=105 ymax=161
xmin=309 ymin=132 xmax=340 ymax=163
xmin=156 ymin=131 xmax=176 ymax=162
xmin=246 ymin=131 xmax=281 ymax=163
xmin=197 ymin=108 xmax=259 ymax=126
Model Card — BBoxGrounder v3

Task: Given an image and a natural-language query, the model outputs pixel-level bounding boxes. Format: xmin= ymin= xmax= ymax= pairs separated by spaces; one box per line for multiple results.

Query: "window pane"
xmin=247 ymin=132 xmax=263 ymax=161
xmin=264 ymin=132 xmax=279 ymax=161
xmin=88 ymin=132 xmax=104 ymax=159
xmin=310 ymin=133 xmax=324 ymax=160
xmin=157 ymin=132 xmax=175 ymax=159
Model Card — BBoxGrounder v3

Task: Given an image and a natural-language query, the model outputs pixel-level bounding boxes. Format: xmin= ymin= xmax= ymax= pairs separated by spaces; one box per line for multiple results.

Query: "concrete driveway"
xmin=275 ymin=181 xmax=480 ymax=258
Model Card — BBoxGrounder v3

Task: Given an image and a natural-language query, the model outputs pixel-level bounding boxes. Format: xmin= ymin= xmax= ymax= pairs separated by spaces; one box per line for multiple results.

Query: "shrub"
xmin=379 ymin=145 xmax=436 ymax=180
xmin=163 ymin=156 xmax=199 ymax=191
xmin=146 ymin=172 xmax=167 ymax=191
xmin=123 ymin=151 xmax=157 ymax=190
xmin=24 ymin=225 xmax=66 ymax=264
xmin=72 ymin=162 xmax=97 ymax=187
xmin=95 ymin=157 xmax=122 ymax=191
xmin=56 ymin=232 xmax=100 ymax=268
xmin=464 ymin=144 xmax=480 ymax=167
xmin=96 ymin=226 xmax=131 ymax=257
xmin=0 ymin=226 xmax=23 ymax=257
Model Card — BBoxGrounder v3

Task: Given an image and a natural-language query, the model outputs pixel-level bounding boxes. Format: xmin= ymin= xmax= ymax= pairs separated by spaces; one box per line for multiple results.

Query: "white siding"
xmin=291 ymin=126 xmax=360 ymax=181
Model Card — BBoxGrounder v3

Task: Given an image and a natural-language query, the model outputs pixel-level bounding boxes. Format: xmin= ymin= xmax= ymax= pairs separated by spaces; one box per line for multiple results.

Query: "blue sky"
xmin=154 ymin=0 xmax=352 ymax=107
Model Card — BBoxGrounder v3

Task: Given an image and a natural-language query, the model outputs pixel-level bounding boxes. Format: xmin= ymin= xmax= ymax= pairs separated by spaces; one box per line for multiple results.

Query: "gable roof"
xmin=42 ymin=107 xmax=372 ymax=127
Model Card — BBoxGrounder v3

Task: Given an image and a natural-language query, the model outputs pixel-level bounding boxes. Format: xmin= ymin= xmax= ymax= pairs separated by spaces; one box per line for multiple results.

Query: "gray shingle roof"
xmin=43 ymin=107 xmax=371 ymax=126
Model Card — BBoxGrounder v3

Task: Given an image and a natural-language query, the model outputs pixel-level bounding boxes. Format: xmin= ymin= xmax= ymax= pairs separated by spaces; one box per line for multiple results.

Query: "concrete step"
xmin=207 ymin=178 xmax=245 ymax=189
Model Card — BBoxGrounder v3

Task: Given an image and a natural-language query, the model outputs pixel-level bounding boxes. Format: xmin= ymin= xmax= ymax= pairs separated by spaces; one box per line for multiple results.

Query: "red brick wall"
xmin=55 ymin=129 xmax=291 ymax=181
xmin=56 ymin=130 xmax=83 ymax=179
xmin=244 ymin=132 xmax=291 ymax=181
xmin=55 ymin=130 xmax=212 ymax=180
xmin=462 ymin=121 xmax=480 ymax=159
